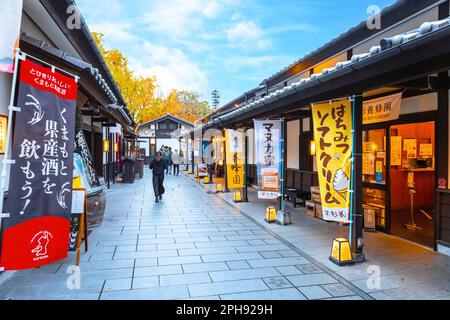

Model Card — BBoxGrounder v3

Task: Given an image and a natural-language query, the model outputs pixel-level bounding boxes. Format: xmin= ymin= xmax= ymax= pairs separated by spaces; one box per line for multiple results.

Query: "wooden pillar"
xmin=243 ymin=130 xmax=249 ymax=202
xmin=352 ymin=94 xmax=366 ymax=263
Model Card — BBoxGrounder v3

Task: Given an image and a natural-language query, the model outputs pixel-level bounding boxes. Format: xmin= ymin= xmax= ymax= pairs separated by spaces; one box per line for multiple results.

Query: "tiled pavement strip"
xmin=0 ymin=168 xmax=449 ymax=300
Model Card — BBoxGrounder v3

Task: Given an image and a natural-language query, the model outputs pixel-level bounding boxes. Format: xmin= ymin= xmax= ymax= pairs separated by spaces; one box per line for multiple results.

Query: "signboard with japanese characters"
xmin=363 ymin=93 xmax=402 ymax=125
xmin=312 ymin=100 xmax=352 ymax=223
xmin=0 ymin=58 xmax=77 ymax=270
xmin=254 ymin=120 xmax=282 ymax=199
xmin=0 ymin=0 xmax=23 ymax=73
xmin=74 ymin=130 xmax=100 ymax=194
xmin=225 ymin=129 xmax=244 ymax=189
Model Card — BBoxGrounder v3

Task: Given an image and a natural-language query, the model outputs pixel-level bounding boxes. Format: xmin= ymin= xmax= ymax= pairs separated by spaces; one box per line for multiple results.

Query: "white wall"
xmin=287 ymin=120 xmax=300 ymax=169
xmin=400 ymin=93 xmax=438 ymax=115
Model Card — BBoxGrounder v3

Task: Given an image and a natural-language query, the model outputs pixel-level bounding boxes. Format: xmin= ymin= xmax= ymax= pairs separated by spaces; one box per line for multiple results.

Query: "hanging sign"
xmin=390 ymin=136 xmax=402 ymax=166
xmin=73 ymin=130 xmax=101 ymax=194
xmin=0 ymin=115 xmax=7 ymax=154
xmin=312 ymin=100 xmax=352 ymax=223
xmin=254 ymin=120 xmax=282 ymax=199
xmin=0 ymin=0 xmax=23 ymax=73
xmin=0 ymin=58 xmax=77 ymax=270
xmin=403 ymin=139 xmax=417 ymax=159
xmin=225 ymin=129 xmax=244 ymax=189
xmin=363 ymin=93 xmax=402 ymax=124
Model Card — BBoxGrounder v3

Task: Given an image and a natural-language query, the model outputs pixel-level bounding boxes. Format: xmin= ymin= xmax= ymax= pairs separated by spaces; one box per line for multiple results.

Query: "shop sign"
xmin=312 ymin=100 xmax=352 ymax=223
xmin=438 ymin=178 xmax=447 ymax=190
xmin=254 ymin=120 xmax=282 ymax=199
xmin=0 ymin=58 xmax=77 ymax=270
xmin=363 ymin=93 xmax=402 ymax=125
xmin=390 ymin=136 xmax=402 ymax=166
xmin=0 ymin=0 xmax=23 ymax=73
xmin=225 ymin=129 xmax=244 ymax=189
xmin=74 ymin=130 xmax=100 ymax=194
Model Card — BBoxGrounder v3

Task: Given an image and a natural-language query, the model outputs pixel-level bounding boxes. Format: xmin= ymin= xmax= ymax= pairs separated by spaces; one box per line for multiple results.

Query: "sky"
xmin=76 ymin=0 xmax=396 ymax=107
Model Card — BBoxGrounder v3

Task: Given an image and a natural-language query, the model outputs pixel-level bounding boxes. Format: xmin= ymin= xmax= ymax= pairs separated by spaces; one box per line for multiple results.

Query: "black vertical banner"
xmin=0 ymin=58 xmax=77 ymax=270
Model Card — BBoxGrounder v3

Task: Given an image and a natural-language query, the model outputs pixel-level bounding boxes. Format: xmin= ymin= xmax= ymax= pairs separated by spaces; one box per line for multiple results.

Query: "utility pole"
xmin=212 ymin=90 xmax=220 ymax=110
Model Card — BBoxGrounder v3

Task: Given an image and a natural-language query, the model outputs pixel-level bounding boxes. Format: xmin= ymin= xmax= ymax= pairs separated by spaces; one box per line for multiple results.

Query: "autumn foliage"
xmin=93 ymin=32 xmax=212 ymax=129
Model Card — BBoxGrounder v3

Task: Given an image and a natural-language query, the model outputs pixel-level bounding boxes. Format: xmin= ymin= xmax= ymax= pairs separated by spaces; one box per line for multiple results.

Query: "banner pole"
xmin=0 ymin=49 xmax=22 ymax=235
xmin=243 ymin=131 xmax=249 ymax=202
xmin=280 ymin=117 xmax=286 ymax=212
xmin=349 ymin=96 xmax=356 ymax=246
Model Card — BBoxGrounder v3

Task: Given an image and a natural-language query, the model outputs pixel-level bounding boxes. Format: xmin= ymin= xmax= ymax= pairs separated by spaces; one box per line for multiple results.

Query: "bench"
xmin=285 ymin=188 xmax=305 ymax=208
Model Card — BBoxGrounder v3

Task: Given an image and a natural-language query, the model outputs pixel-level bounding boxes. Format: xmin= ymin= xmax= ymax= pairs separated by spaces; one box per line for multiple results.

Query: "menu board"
xmin=419 ymin=144 xmax=433 ymax=158
xmin=363 ymin=153 xmax=375 ymax=175
xmin=403 ymin=139 xmax=417 ymax=159
xmin=390 ymin=136 xmax=402 ymax=166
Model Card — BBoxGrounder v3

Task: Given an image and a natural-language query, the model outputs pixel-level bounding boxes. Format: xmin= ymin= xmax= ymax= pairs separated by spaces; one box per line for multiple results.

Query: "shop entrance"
xmin=362 ymin=120 xmax=436 ymax=248
xmin=389 ymin=122 xmax=435 ymax=247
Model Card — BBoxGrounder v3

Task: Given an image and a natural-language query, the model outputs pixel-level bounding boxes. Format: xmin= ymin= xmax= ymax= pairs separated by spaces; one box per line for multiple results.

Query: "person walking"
xmin=172 ymin=148 xmax=181 ymax=176
xmin=150 ymin=152 xmax=167 ymax=203
xmin=162 ymin=146 xmax=171 ymax=175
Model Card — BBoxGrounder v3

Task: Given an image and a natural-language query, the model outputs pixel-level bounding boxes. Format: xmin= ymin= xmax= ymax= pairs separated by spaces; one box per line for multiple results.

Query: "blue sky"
xmin=76 ymin=0 xmax=396 ymax=107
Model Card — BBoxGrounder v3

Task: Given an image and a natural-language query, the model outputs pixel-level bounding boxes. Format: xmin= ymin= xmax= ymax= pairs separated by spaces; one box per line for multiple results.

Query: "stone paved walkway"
xmin=0 ymin=168 xmax=449 ymax=300
xmin=0 ymin=169 xmax=366 ymax=300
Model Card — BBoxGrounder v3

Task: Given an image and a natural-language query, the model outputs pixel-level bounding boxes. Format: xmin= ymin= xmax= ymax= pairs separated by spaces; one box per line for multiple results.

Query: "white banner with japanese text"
xmin=254 ymin=120 xmax=282 ymax=199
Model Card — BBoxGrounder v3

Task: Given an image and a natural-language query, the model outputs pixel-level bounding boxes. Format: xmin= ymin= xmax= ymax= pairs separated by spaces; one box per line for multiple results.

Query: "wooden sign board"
xmin=70 ymin=188 xmax=88 ymax=265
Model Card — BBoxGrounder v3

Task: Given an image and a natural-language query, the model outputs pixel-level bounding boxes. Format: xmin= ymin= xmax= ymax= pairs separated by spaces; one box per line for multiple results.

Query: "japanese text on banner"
xmin=312 ymin=100 xmax=353 ymax=223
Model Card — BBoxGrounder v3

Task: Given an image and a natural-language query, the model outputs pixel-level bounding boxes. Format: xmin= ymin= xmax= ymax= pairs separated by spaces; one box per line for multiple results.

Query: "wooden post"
xmin=243 ymin=131 xmax=249 ymax=202
xmin=351 ymin=94 xmax=366 ymax=263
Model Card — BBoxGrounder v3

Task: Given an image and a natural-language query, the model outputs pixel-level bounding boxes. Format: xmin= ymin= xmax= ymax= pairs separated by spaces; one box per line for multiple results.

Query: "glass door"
xmin=389 ymin=122 xmax=435 ymax=247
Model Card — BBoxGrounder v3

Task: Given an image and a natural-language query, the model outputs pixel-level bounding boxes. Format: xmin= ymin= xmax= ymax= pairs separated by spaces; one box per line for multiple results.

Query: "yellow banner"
xmin=312 ymin=100 xmax=352 ymax=222
xmin=225 ymin=129 xmax=244 ymax=189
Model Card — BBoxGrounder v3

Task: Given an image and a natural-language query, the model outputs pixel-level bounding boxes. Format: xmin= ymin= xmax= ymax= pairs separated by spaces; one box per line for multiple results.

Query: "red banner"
xmin=0 ymin=58 xmax=77 ymax=270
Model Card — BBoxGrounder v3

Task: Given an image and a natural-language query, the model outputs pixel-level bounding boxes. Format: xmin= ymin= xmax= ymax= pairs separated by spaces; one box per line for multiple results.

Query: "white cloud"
xmin=89 ymin=21 xmax=138 ymax=42
xmin=141 ymin=0 xmax=237 ymax=39
xmin=226 ymin=21 xmax=272 ymax=51
xmin=129 ymin=42 xmax=208 ymax=96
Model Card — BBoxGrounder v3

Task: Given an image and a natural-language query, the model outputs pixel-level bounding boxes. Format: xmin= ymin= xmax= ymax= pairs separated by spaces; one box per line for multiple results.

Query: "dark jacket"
xmin=150 ymin=158 xmax=167 ymax=175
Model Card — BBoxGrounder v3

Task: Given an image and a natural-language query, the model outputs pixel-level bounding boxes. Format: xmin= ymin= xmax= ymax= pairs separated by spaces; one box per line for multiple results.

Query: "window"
xmin=169 ymin=123 xmax=178 ymax=130
xmin=159 ymin=123 xmax=168 ymax=130
xmin=362 ymin=129 xmax=386 ymax=185
xmin=362 ymin=187 xmax=386 ymax=229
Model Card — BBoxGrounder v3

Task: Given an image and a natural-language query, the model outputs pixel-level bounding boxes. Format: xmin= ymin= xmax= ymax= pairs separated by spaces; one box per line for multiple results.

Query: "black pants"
xmin=152 ymin=174 xmax=165 ymax=198
xmin=173 ymin=164 xmax=180 ymax=175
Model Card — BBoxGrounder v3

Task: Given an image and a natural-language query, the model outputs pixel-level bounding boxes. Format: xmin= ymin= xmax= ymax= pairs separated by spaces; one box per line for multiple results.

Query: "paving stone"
xmin=178 ymin=247 xmax=237 ymax=256
xmin=114 ymin=250 xmax=178 ymax=260
xmin=248 ymin=257 xmax=309 ymax=268
xmin=226 ymin=261 xmax=251 ymax=270
xmin=287 ymin=274 xmax=339 ymax=287
xmin=296 ymin=264 xmax=324 ymax=274
xmin=201 ymin=252 xmax=263 ymax=263
xmin=209 ymin=267 xmax=281 ymax=282
xmin=276 ymin=266 xmax=304 ymax=276
xmin=134 ymin=265 xmax=183 ymax=277
xmin=182 ymin=262 xmax=229 ymax=273
xmin=188 ymin=279 xmax=269 ymax=297
xmin=89 ymin=253 xmax=114 ymax=261
xmin=101 ymin=285 xmax=190 ymax=300
xmin=160 ymin=273 xmax=211 ymax=286
xmin=321 ymin=283 xmax=356 ymax=297
xmin=220 ymin=288 xmax=307 ymax=300
xmin=103 ymin=278 xmax=132 ymax=292
xmin=298 ymin=286 xmax=333 ymax=300
xmin=132 ymin=276 xmax=159 ymax=289
xmin=263 ymin=277 xmax=294 ymax=289
xmin=158 ymin=255 xmax=202 ymax=266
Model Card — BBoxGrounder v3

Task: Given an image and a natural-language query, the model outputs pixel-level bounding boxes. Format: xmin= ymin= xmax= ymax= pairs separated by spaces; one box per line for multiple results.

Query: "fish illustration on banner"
xmin=254 ymin=120 xmax=282 ymax=199
xmin=0 ymin=58 xmax=77 ymax=270
xmin=225 ymin=129 xmax=244 ymax=189
xmin=312 ymin=100 xmax=353 ymax=223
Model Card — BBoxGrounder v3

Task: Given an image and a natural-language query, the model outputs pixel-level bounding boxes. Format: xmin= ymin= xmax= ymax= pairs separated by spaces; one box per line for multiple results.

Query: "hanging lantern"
xmin=310 ymin=140 xmax=316 ymax=156
xmin=233 ymin=191 xmax=242 ymax=202
xmin=265 ymin=207 xmax=277 ymax=223
xmin=329 ymin=238 xmax=354 ymax=266
xmin=103 ymin=140 xmax=110 ymax=152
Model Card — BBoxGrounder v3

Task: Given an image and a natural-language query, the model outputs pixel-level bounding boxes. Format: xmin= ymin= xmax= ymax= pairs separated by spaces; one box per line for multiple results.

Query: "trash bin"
xmin=122 ymin=157 xmax=136 ymax=183
xmin=135 ymin=158 xmax=144 ymax=179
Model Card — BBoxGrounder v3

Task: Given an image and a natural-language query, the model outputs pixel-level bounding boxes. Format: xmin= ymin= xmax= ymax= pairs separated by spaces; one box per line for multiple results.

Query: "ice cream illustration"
xmin=333 ymin=169 xmax=350 ymax=200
